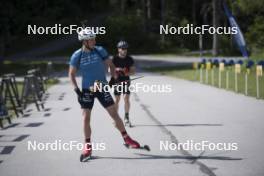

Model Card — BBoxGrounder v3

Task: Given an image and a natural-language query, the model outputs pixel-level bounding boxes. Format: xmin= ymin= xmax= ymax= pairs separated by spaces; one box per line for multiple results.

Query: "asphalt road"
xmin=1 ymin=73 xmax=264 ymax=176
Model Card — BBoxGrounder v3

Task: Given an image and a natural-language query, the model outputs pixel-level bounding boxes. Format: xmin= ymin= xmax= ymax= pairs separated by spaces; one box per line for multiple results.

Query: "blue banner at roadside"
xmin=223 ymin=2 xmax=248 ymax=58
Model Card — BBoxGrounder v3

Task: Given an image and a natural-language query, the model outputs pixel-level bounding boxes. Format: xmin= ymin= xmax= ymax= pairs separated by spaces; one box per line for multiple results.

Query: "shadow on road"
xmin=90 ymin=153 xmax=242 ymax=162
xmin=133 ymin=123 xmax=223 ymax=127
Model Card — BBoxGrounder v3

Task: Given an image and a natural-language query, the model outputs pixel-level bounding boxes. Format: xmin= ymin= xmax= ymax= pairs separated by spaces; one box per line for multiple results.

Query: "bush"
xmin=245 ymin=16 xmax=264 ymax=55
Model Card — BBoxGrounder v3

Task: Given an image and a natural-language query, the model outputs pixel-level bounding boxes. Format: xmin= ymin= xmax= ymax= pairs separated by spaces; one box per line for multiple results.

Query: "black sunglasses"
xmin=119 ymin=48 xmax=127 ymax=50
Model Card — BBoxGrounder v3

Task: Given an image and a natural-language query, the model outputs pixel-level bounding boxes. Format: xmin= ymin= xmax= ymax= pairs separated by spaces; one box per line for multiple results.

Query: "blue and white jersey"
xmin=69 ymin=46 xmax=109 ymax=88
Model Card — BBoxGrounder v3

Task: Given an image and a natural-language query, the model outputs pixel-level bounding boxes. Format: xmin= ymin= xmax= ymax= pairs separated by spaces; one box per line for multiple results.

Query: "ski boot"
xmin=123 ymin=135 xmax=150 ymax=151
xmin=124 ymin=135 xmax=140 ymax=148
xmin=80 ymin=143 xmax=92 ymax=162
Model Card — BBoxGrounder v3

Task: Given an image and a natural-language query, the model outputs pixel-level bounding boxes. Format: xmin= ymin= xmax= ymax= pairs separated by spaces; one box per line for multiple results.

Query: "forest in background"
xmin=0 ymin=0 xmax=263 ymax=58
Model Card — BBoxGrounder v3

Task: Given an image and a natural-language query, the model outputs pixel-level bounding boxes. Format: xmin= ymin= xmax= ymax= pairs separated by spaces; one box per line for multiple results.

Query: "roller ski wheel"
xmin=80 ymin=153 xmax=92 ymax=162
xmin=124 ymin=118 xmax=132 ymax=128
xmin=124 ymin=144 xmax=150 ymax=151
xmin=124 ymin=120 xmax=132 ymax=128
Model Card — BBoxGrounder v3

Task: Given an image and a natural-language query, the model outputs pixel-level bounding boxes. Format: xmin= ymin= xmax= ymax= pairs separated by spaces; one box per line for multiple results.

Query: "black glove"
xmin=74 ymin=87 xmax=82 ymax=96
xmin=109 ymin=77 xmax=117 ymax=87
xmin=74 ymin=87 xmax=84 ymax=105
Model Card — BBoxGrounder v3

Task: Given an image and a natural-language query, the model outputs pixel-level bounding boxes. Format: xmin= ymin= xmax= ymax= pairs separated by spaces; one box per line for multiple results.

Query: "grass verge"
xmin=1 ymin=60 xmax=68 ymax=76
xmin=145 ymin=66 xmax=264 ymax=99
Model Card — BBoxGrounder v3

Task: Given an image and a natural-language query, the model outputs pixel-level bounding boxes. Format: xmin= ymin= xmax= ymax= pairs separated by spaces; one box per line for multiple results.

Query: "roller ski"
xmin=123 ymin=135 xmax=150 ymax=151
xmin=124 ymin=114 xmax=132 ymax=128
xmin=80 ymin=143 xmax=92 ymax=162
xmin=124 ymin=118 xmax=132 ymax=127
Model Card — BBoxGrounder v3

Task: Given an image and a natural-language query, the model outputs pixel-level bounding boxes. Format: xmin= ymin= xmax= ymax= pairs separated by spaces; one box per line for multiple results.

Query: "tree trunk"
xmin=212 ymin=0 xmax=221 ymax=56
xmin=160 ymin=0 xmax=165 ymax=48
xmin=121 ymin=0 xmax=126 ymax=14
xmin=141 ymin=0 xmax=147 ymax=32
xmin=146 ymin=0 xmax=151 ymax=19
xmin=192 ymin=0 xmax=196 ymax=25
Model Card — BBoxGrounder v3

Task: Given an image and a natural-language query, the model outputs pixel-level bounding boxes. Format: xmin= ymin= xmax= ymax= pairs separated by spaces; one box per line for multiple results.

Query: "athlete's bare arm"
xmin=105 ymin=58 xmax=117 ymax=79
xmin=69 ymin=66 xmax=78 ymax=89
xmin=129 ymin=66 xmax=135 ymax=75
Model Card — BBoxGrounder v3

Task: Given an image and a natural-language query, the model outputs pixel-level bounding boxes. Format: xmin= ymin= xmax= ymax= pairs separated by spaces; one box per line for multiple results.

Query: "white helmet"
xmin=78 ymin=28 xmax=96 ymax=41
xmin=117 ymin=40 xmax=128 ymax=49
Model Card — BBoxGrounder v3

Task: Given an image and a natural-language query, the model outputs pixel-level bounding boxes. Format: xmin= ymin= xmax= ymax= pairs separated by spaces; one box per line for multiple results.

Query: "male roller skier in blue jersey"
xmin=68 ymin=29 xmax=141 ymax=161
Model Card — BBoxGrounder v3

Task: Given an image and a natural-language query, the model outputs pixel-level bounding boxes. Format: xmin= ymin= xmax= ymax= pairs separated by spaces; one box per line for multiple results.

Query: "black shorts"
xmin=114 ymin=82 xmax=131 ymax=96
xmin=80 ymin=89 xmax=114 ymax=109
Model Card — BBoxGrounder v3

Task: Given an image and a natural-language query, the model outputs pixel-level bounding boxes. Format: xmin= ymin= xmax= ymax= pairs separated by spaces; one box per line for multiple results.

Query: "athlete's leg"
xmin=81 ymin=108 xmax=93 ymax=158
xmin=124 ymin=94 xmax=130 ymax=114
xmin=106 ymin=104 xmax=140 ymax=148
xmin=80 ymin=89 xmax=94 ymax=142
xmin=82 ymin=109 xmax=92 ymax=140
xmin=115 ymin=95 xmax=121 ymax=112
xmin=106 ymin=104 xmax=126 ymax=132
xmin=123 ymin=83 xmax=131 ymax=122
xmin=98 ymin=91 xmax=140 ymax=148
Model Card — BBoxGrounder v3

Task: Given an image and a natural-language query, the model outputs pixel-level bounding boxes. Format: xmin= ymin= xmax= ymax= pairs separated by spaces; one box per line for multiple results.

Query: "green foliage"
xmin=146 ymin=65 xmax=264 ymax=99
xmin=0 ymin=0 xmax=263 ymax=57
xmin=236 ymin=0 xmax=264 ymax=15
xmin=45 ymin=78 xmax=60 ymax=85
xmin=229 ymin=0 xmax=264 ymax=57
xmin=102 ymin=14 xmax=159 ymax=54
xmin=1 ymin=61 xmax=68 ymax=76
xmin=245 ymin=16 xmax=264 ymax=54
